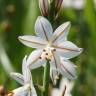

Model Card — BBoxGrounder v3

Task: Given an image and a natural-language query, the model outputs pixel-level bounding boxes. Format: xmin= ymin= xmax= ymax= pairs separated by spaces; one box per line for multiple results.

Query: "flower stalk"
xmin=43 ymin=60 xmax=50 ymax=96
xmin=42 ymin=1 xmax=55 ymax=95
xmin=48 ymin=0 xmax=55 ymax=24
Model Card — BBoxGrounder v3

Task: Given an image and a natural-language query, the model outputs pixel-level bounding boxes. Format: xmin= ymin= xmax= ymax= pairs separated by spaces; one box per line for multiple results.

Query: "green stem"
xmin=43 ymin=60 xmax=50 ymax=96
xmin=42 ymin=1 xmax=55 ymax=96
xmin=48 ymin=0 xmax=55 ymax=26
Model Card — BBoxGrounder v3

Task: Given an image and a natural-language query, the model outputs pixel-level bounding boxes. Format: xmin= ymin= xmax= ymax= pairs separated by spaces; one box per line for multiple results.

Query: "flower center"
xmin=40 ymin=46 xmax=56 ymax=60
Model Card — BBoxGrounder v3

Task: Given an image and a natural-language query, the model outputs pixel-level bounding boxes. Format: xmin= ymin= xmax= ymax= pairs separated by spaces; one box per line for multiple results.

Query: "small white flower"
xmin=51 ymin=78 xmax=74 ymax=96
xmin=18 ymin=16 xmax=83 ymax=84
xmin=10 ymin=56 xmax=37 ymax=96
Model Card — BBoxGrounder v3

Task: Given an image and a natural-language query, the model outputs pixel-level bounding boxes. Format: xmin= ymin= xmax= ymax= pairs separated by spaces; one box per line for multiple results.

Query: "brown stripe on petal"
xmin=19 ymin=38 xmax=46 ymax=46
xmin=40 ymin=20 xmax=49 ymax=41
xmin=51 ymin=51 xmax=58 ymax=70
xmin=61 ymin=85 xmax=66 ymax=96
xmin=51 ymin=51 xmax=59 ymax=76
xmin=52 ymin=45 xmax=80 ymax=52
xmin=61 ymin=63 xmax=75 ymax=78
xmin=52 ymin=24 xmax=70 ymax=43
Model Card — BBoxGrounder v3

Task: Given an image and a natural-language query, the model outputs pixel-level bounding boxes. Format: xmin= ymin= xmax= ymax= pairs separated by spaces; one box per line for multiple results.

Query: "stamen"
xmin=46 ymin=53 xmax=48 ymax=55
xmin=55 ymin=75 xmax=59 ymax=80
xmin=53 ymin=49 xmax=56 ymax=51
xmin=7 ymin=92 xmax=14 ymax=96
xmin=39 ymin=57 xmax=42 ymax=59
xmin=43 ymin=49 xmax=46 ymax=52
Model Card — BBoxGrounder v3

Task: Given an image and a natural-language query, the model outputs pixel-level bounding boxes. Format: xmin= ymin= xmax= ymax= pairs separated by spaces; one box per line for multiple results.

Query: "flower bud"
xmin=55 ymin=0 xmax=63 ymax=19
xmin=39 ymin=0 xmax=49 ymax=17
xmin=55 ymin=0 xmax=63 ymax=12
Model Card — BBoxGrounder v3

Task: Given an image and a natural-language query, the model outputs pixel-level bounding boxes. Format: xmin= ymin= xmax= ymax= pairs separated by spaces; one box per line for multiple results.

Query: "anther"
xmin=7 ymin=92 xmax=14 ymax=96
xmin=43 ymin=49 xmax=46 ymax=52
xmin=46 ymin=53 xmax=48 ymax=55
xmin=39 ymin=57 xmax=42 ymax=59
xmin=55 ymin=75 xmax=59 ymax=80
xmin=45 ymin=57 xmax=48 ymax=60
xmin=53 ymin=49 xmax=56 ymax=51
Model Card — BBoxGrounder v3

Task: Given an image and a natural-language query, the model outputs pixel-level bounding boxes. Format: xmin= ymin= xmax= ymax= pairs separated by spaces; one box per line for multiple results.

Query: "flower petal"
xmin=49 ymin=52 xmax=60 ymax=85
xmin=51 ymin=21 xmax=71 ymax=43
xmin=31 ymin=86 xmax=37 ymax=96
xmin=12 ymin=85 xmax=29 ymax=96
xmin=50 ymin=68 xmax=59 ymax=85
xmin=35 ymin=16 xmax=53 ymax=41
xmin=60 ymin=58 xmax=77 ymax=80
xmin=53 ymin=41 xmax=83 ymax=59
xmin=10 ymin=72 xmax=24 ymax=85
xmin=50 ymin=51 xmax=61 ymax=70
xmin=27 ymin=49 xmax=45 ymax=69
xmin=22 ymin=56 xmax=37 ymax=96
xmin=22 ymin=55 xmax=32 ymax=84
xmin=18 ymin=35 xmax=48 ymax=49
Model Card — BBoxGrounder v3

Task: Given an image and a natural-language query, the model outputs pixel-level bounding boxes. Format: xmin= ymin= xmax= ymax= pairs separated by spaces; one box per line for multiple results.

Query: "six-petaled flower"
xmin=10 ymin=56 xmax=37 ymax=96
xmin=18 ymin=16 xmax=83 ymax=84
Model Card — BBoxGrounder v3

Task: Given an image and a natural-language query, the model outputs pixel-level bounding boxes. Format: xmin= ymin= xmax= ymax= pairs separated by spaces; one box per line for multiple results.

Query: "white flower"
xmin=18 ymin=16 xmax=83 ymax=84
xmin=51 ymin=78 xmax=74 ymax=96
xmin=10 ymin=56 xmax=37 ymax=96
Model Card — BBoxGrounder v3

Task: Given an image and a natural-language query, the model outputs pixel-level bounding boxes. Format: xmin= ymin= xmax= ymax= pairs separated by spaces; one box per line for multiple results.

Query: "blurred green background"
xmin=0 ymin=0 xmax=96 ymax=96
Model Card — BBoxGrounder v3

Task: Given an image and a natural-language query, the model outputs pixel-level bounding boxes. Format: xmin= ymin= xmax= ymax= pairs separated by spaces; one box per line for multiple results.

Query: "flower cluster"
xmin=9 ymin=15 xmax=83 ymax=96
xmin=39 ymin=0 xmax=63 ymax=18
xmin=18 ymin=16 xmax=82 ymax=85
xmin=8 ymin=1 xmax=83 ymax=96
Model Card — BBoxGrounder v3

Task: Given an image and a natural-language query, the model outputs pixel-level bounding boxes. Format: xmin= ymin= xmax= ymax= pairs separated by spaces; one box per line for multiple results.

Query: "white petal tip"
xmin=10 ymin=72 xmax=16 ymax=77
xmin=67 ymin=21 xmax=71 ymax=24
xmin=65 ymin=21 xmax=71 ymax=26
xmin=79 ymin=48 xmax=83 ymax=53
xmin=10 ymin=72 xmax=14 ymax=75
xmin=18 ymin=36 xmax=23 ymax=41
xmin=24 ymin=55 xmax=27 ymax=60
xmin=37 ymin=16 xmax=44 ymax=20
